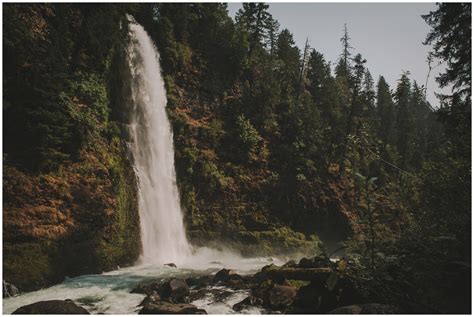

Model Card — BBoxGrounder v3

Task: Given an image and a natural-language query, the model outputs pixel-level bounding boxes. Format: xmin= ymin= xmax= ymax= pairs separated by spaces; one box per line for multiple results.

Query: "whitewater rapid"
xmin=3 ymin=255 xmax=283 ymax=314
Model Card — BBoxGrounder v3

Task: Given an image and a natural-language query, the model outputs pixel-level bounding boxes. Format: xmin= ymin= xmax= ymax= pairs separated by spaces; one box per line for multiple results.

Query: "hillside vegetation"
xmin=3 ymin=3 xmax=470 ymax=312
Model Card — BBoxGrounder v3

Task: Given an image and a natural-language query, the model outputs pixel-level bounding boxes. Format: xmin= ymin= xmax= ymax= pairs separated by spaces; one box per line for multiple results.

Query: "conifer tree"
xmin=376 ymin=76 xmax=396 ymax=148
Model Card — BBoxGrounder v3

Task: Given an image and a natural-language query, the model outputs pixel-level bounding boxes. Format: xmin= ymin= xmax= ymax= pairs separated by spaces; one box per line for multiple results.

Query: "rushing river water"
xmin=5 ymin=16 xmax=287 ymax=315
xmin=3 ymin=251 xmax=285 ymax=314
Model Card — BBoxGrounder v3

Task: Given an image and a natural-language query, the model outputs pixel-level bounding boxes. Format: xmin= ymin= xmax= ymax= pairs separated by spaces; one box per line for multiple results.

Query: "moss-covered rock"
xmin=188 ymin=226 xmax=323 ymax=258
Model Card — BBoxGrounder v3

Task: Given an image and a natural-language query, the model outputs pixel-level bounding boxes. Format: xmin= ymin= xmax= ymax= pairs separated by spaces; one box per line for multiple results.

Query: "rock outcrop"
xmin=12 ymin=299 xmax=89 ymax=314
xmin=139 ymin=301 xmax=207 ymax=314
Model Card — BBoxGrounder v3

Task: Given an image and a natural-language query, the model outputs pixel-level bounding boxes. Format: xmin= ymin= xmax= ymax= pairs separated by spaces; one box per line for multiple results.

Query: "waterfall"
xmin=125 ymin=18 xmax=191 ymax=264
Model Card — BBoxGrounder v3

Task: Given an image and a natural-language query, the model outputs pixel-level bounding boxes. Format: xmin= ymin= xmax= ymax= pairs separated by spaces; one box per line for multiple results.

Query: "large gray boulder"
xmin=130 ymin=280 xmax=162 ymax=295
xmin=160 ymin=278 xmax=190 ymax=303
xmin=12 ymin=299 xmax=89 ymax=314
xmin=139 ymin=301 xmax=207 ymax=314
xmin=267 ymin=284 xmax=297 ymax=308
xmin=214 ymin=269 xmax=241 ymax=282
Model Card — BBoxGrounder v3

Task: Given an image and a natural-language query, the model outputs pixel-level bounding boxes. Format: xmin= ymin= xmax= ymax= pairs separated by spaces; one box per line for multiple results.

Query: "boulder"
xmin=189 ymin=288 xmax=227 ymax=302
xmin=139 ymin=301 xmax=207 ymax=314
xmin=131 ymin=280 xmax=162 ymax=295
xmin=160 ymin=279 xmax=190 ymax=303
xmin=233 ymin=296 xmax=264 ymax=312
xmin=3 ymin=280 xmax=19 ymax=298
xmin=267 ymin=284 xmax=297 ymax=308
xmin=139 ymin=292 xmax=161 ymax=307
xmin=214 ymin=269 xmax=241 ymax=282
xmin=282 ymin=260 xmax=298 ymax=268
xmin=12 ymin=299 xmax=89 ymax=314
xmin=186 ymin=275 xmax=213 ymax=289
xmin=164 ymin=263 xmax=177 ymax=268
xmin=298 ymin=255 xmax=332 ymax=269
xmin=291 ymin=282 xmax=325 ymax=313
xmin=261 ymin=263 xmax=278 ymax=271
xmin=290 ymin=277 xmax=363 ymax=314
xmin=328 ymin=303 xmax=403 ymax=314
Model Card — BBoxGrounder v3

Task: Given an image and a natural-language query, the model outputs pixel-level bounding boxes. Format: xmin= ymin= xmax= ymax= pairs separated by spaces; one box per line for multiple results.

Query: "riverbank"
xmin=4 ymin=254 xmax=403 ymax=314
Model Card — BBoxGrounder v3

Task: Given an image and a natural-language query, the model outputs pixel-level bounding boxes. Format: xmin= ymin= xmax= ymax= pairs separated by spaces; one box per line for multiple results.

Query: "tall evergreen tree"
xmin=394 ymin=72 xmax=413 ymax=169
xmin=376 ymin=76 xmax=396 ymax=148
xmin=235 ymin=3 xmax=272 ymax=60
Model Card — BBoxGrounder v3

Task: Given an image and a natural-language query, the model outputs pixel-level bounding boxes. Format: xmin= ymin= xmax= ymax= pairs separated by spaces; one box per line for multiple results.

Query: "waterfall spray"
xmin=125 ymin=17 xmax=191 ymax=264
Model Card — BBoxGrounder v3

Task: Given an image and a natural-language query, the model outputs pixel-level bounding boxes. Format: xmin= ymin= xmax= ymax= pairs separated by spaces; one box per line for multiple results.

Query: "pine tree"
xmin=394 ymin=72 xmax=413 ymax=169
xmin=335 ymin=23 xmax=353 ymax=83
xmin=235 ymin=3 xmax=272 ymax=60
xmin=376 ymin=76 xmax=396 ymax=148
xmin=423 ymin=3 xmax=471 ymax=100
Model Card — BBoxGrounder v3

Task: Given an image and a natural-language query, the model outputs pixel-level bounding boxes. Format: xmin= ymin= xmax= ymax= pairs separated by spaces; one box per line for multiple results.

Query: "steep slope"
xmin=3 ymin=4 xmax=141 ymax=291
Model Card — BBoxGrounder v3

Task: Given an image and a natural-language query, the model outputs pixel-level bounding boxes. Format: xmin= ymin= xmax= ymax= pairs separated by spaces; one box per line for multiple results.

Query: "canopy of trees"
xmin=3 ymin=3 xmax=471 ymax=313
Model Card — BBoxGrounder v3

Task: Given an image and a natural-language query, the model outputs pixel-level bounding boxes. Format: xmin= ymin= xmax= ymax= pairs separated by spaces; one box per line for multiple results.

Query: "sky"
xmin=227 ymin=3 xmax=449 ymax=107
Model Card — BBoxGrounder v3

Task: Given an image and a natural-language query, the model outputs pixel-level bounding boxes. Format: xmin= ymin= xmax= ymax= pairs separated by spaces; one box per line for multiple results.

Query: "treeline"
xmin=3 ymin=4 xmax=132 ymax=172
xmin=3 ymin=3 xmax=471 ymax=312
xmin=133 ymin=3 xmax=471 ymax=312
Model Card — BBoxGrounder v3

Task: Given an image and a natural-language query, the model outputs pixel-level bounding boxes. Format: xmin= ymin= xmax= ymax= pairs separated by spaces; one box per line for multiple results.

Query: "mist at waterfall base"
xmin=3 ymin=18 xmax=286 ymax=314
xmin=124 ymin=16 xmax=263 ymax=270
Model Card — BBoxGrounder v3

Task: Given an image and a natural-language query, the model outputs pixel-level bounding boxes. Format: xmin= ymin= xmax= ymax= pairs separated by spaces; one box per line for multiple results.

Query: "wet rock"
xmin=291 ymin=282 xmax=325 ymax=313
xmin=189 ymin=287 xmax=223 ymax=302
xmin=214 ymin=269 xmax=241 ymax=282
xmin=139 ymin=292 xmax=161 ymax=307
xmin=139 ymin=301 xmax=207 ymax=314
xmin=253 ymin=264 xmax=278 ymax=283
xmin=282 ymin=260 xmax=298 ymax=268
xmin=213 ymin=290 xmax=234 ymax=302
xmin=160 ymin=279 xmax=190 ymax=303
xmin=290 ymin=277 xmax=362 ymax=314
xmin=298 ymin=255 xmax=332 ymax=268
xmin=186 ymin=275 xmax=213 ymax=289
xmin=12 ymin=299 xmax=89 ymax=314
xmin=262 ymin=263 xmax=278 ymax=271
xmin=189 ymin=289 xmax=209 ymax=302
xmin=267 ymin=284 xmax=297 ymax=308
xmin=233 ymin=296 xmax=264 ymax=312
xmin=3 ymin=280 xmax=19 ymax=298
xmin=131 ymin=280 xmax=162 ymax=295
xmin=164 ymin=263 xmax=177 ymax=268
xmin=328 ymin=303 xmax=403 ymax=314
xmin=253 ymin=279 xmax=274 ymax=300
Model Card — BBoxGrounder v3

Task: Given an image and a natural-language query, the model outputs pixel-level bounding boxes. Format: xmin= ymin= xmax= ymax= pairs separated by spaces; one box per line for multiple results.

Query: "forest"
xmin=2 ymin=2 xmax=471 ymax=314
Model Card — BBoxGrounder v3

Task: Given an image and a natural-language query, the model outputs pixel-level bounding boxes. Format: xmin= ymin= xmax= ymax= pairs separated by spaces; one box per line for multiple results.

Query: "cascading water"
xmin=2 ymin=17 xmax=282 ymax=315
xmin=125 ymin=17 xmax=191 ymax=265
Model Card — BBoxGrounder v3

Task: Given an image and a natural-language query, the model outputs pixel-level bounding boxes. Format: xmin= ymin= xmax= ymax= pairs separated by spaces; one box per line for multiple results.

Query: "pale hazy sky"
xmin=227 ymin=3 xmax=448 ymax=107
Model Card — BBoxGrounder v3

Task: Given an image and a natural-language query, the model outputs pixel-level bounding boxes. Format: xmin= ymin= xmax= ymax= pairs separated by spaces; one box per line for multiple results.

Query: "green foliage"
xmin=423 ymin=3 xmax=471 ymax=99
xmin=3 ymin=4 xmax=470 ymax=312
xmin=235 ymin=114 xmax=263 ymax=160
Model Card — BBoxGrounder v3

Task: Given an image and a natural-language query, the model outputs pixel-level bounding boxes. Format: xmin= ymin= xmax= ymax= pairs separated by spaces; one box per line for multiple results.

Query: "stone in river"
xmin=12 ymin=299 xmax=90 ymax=314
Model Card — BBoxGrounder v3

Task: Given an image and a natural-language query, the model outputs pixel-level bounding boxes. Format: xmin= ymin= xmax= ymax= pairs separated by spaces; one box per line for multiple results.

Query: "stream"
xmin=3 ymin=248 xmax=287 ymax=314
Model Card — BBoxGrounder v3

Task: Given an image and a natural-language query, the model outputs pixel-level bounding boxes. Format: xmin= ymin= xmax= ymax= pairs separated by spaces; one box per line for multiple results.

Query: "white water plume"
xmin=2 ymin=17 xmax=290 ymax=315
xmin=126 ymin=17 xmax=191 ymax=265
